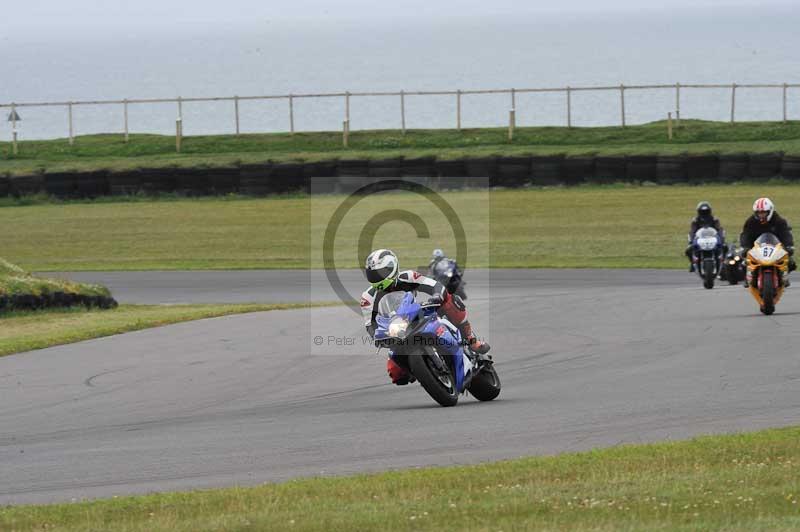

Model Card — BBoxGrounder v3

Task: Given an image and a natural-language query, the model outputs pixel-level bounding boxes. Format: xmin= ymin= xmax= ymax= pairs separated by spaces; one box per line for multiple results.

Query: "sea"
xmin=1 ymin=5 xmax=799 ymax=140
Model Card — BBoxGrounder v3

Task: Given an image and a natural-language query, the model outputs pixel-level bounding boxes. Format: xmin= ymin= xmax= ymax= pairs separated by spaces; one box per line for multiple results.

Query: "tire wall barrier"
xmin=2 ymin=153 xmax=800 ymax=199
xmin=0 ymin=292 xmax=118 ymax=312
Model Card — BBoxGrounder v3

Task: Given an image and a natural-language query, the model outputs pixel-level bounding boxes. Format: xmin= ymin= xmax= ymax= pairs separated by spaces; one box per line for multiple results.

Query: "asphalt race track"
xmin=3 ymin=270 xmax=800 ymax=505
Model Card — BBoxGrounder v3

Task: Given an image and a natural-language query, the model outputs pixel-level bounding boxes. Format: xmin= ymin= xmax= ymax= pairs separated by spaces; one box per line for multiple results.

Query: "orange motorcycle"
xmin=746 ymin=233 xmax=790 ymax=315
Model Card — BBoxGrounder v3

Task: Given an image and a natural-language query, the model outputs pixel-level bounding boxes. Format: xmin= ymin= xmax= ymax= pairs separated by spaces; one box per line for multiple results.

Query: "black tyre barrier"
xmin=655 ymin=156 xmax=688 ymax=184
xmin=269 ymin=163 xmax=307 ymax=194
xmin=592 ymin=156 xmax=627 ymax=183
xmin=44 ymin=173 xmax=78 ymax=198
xmin=11 ymin=153 xmax=800 ymax=200
xmin=10 ymin=175 xmax=45 ymax=197
xmin=368 ymin=158 xmax=403 ymax=178
xmin=625 ymin=156 xmax=657 ymax=182
xmin=435 ymin=159 xmax=467 ymax=177
xmin=494 ymin=156 xmax=532 ymax=187
xmin=75 ymin=171 xmax=110 ymax=197
xmin=718 ymin=154 xmax=749 ymax=180
xmin=337 ymin=160 xmax=371 ymax=193
xmin=686 ymin=155 xmax=719 ymax=182
xmin=0 ymin=292 xmax=118 ymax=312
xmin=748 ymin=153 xmax=782 ymax=179
xmin=780 ymin=156 xmax=800 ymax=180
xmin=209 ymin=167 xmax=240 ymax=193
xmin=531 ymin=155 xmax=565 ymax=186
xmin=563 ymin=157 xmax=594 ymax=184
xmin=465 ymin=157 xmax=497 ymax=178
xmin=239 ymin=164 xmax=272 ymax=196
xmin=138 ymin=168 xmax=177 ymax=195
xmin=108 ymin=171 xmax=142 ymax=196
xmin=401 ymin=156 xmax=437 ymax=177
xmin=0 ymin=177 xmax=10 ymax=198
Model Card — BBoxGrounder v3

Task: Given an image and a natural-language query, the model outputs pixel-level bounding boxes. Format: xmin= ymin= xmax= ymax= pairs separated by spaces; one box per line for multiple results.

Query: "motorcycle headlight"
xmin=388 ymin=317 xmax=409 ymax=338
xmin=735 ymin=256 xmax=740 ymax=261
xmin=729 ymin=260 xmax=736 ymax=265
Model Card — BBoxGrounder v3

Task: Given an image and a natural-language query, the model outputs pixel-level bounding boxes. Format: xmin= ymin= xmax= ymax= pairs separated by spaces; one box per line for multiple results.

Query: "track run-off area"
xmin=1 ymin=269 xmax=799 ymax=505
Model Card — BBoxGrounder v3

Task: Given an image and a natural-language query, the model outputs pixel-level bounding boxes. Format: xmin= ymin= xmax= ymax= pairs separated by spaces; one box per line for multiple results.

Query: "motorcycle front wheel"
xmin=468 ymin=364 xmax=501 ymax=401
xmin=761 ymin=271 xmax=776 ymax=315
xmin=409 ymin=346 xmax=459 ymax=407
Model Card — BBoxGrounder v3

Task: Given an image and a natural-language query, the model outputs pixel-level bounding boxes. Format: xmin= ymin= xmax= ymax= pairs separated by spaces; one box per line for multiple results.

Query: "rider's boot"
xmin=460 ymin=321 xmax=491 ymax=355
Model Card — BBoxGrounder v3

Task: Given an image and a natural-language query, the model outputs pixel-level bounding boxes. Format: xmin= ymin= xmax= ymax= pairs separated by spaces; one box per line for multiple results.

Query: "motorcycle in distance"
xmin=719 ymin=245 xmax=747 ymax=285
xmin=746 ymin=233 xmax=790 ymax=315
xmin=691 ymin=227 xmax=724 ymax=289
xmin=429 ymin=258 xmax=468 ymax=299
xmin=374 ymin=291 xmax=500 ymax=407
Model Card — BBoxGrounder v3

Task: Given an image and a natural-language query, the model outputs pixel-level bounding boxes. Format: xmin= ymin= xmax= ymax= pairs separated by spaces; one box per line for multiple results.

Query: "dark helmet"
xmin=696 ymin=201 xmax=712 ymax=218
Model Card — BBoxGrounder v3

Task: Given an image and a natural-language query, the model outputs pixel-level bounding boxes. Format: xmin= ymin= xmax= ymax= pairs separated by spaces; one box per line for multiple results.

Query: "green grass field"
xmin=0 ymin=303 xmax=330 ymax=357
xmin=1 ymin=184 xmax=797 ymax=271
xmin=2 ymin=426 xmax=799 ymax=531
xmin=1 ymin=120 xmax=799 ymax=176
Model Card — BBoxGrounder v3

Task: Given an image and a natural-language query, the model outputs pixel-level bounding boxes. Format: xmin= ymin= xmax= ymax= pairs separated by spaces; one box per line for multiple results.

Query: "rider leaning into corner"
xmin=361 ymin=249 xmax=490 ymax=385
xmin=685 ymin=201 xmax=727 ymax=272
xmin=740 ymin=197 xmax=797 ymax=286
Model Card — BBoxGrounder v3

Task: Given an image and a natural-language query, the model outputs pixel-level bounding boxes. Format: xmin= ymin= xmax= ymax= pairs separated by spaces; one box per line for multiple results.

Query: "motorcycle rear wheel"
xmin=409 ymin=346 xmax=459 ymax=407
xmin=468 ymin=364 xmax=501 ymax=401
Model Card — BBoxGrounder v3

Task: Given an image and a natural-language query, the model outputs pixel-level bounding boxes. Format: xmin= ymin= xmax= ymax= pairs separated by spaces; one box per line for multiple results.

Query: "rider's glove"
xmin=427 ymin=294 xmax=444 ymax=306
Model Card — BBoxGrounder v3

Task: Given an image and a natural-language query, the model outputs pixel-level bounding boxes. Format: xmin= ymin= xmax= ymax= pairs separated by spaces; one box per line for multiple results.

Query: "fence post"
xmin=177 ymin=96 xmax=183 ymax=120
xmin=675 ymin=82 xmax=681 ymax=126
xmin=11 ymin=103 xmax=18 ymax=155
xmin=667 ymin=112 xmax=673 ymax=140
xmin=289 ymin=94 xmax=295 ymax=135
xmin=345 ymin=91 xmax=350 ymax=127
xmin=176 ymin=118 xmax=183 ymax=153
xmin=566 ymin=87 xmax=572 ymax=128
xmin=68 ymin=102 xmax=74 ymax=145
xmin=234 ymin=96 xmax=240 ymax=136
xmin=511 ymin=88 xmax=516 ymax=111
xmin=619 ymin=84 xmax=626 ymax=127
xmin=508 ymin=109 xmax=515 ymax=141
xmin=123 ymin=99 xmax=129 ymax=142
xmin=456 ymin=90 xmax=461 ymax=131
xmin=400 ymin=90 xmax=406 ymax=135
xmin=343 ymin=119 xmax=349 ymax=148
xmin=730 ymin=83 xmax=736 ymax=124
xmin=783 ymin=83 xmax=788 ymax=123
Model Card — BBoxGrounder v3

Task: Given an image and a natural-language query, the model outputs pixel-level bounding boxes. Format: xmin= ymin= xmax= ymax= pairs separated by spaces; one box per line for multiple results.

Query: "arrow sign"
xmin=7 ymin=110 xmax=21 ymax=122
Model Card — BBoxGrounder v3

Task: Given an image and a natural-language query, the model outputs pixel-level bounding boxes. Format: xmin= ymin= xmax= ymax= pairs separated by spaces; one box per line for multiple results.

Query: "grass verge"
xmin=0 ymin=303 xmax=331 ymax=357
xmin=1 ymin=119 xmax=799 ymax=176
xmin=2 ymin=426 xmax=800 ymax=531
xmin=0 ymin=257 xmax=114 ymax=307
xmin=2 ymin=184 xmax=800 ymax=270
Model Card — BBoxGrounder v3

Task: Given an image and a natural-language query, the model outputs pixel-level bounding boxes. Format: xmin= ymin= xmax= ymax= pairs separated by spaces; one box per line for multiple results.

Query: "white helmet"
xmin=753 ymin=197 xmax=775 ymax=222
xmin=365 ymin=249 xmax=399 ymax=290
xmin=432 ymin=248 xmax=444 ymax=260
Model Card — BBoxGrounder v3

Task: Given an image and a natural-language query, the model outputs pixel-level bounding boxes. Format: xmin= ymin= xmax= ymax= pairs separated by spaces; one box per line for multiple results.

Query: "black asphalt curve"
xmin=2 ymin=270 xmax=800 ymax=505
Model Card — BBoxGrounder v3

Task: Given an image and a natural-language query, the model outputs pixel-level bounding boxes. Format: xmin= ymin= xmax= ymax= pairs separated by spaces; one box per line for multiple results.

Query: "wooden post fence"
xmin=234 ymin=96 xmax=240 ymax=136
xmin=675 ymin=82 xmax=681 ymax=126
xmin=123 ymin=99 xmax=129 ymax=142
xmin=400 ymin=90 xmax=406 ymax=134
xmin=566 ymin=87 xmax=572 ymax=128
xmin=730 ymin=83 xmax=737 ymax=123
xmin=620 ymin=84 xmax=626 ymax=127
xmin=68 ymin=102 xmax=74 ymax=145
xmin=456 ymin=89 xmax=461 ymax=131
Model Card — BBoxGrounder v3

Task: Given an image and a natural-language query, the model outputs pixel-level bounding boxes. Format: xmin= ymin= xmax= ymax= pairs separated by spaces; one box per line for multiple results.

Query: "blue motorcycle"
xmin=374 ymin=291 xmax=500 ymax=407
xmin=691 ymin=227 xmax=724 ymax=289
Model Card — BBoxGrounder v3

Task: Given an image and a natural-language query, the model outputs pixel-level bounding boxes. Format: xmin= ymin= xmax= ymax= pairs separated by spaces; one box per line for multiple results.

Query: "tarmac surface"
xmin=2 ymin=269 xmax=799 ymax=504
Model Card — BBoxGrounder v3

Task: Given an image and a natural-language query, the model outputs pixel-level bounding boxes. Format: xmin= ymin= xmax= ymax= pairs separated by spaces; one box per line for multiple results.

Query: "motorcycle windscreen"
xmin=695 ymin=227 xmax=718 ymax=239
xmin=755 ymin=233 xmax=781 ymax=246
